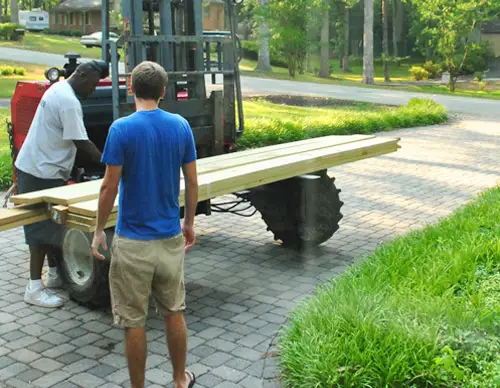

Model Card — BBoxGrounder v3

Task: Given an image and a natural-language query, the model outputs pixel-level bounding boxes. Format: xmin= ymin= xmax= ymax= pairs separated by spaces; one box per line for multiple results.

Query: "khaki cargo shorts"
xmin=109 ymin=233 xmax=186 ymax=328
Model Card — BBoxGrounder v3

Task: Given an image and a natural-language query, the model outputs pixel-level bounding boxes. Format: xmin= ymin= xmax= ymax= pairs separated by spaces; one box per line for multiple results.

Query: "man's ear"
xmin=160 ymin=87 xmax=166 ymax=99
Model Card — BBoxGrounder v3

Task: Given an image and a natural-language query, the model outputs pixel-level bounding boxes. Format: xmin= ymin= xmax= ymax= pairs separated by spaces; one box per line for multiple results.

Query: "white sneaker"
xmin=45 ymin=273 xmax=63 ymax=289
xmin=24 ymin=285 xmax=65 ymax=308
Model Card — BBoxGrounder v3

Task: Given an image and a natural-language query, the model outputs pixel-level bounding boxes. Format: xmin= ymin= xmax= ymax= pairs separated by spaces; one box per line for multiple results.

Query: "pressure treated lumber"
xmin=0 ymin=211 xmax=49 ymax=232
xmin=10 ymin=135 xmax=375 ymax=207
xmin=0 ymin=206 xmax=47 ymax=227
xmin=67 ymin=136 xmax=400 ymax=224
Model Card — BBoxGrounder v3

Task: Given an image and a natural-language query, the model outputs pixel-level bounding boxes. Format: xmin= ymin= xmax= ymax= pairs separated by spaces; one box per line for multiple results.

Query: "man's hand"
xmin=92 ymin=229 xmax=107 ymax=260
xmin=182 ymin=223 xmax=195 ymax=251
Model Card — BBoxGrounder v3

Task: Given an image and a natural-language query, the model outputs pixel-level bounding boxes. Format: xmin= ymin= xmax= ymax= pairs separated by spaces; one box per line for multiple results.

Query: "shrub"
xmin=0 ymin=23 xmax=23 ymax=40
xmin=278 ymin=185 xmax=500 ymax=387
xmin=0 ymin=66 xmax=14 ymax=76
xmin=409 ymin=66 xmax=430 ymax=81
xmin=236 ymin=99 xmax=447 ymax=149
xmin=423 ymin=61 xmax=442 ymax=79
xmin=14 ymin=67 xmax=26 ymax=76
xmin=241 ymin=40 xmax=288 ymax=69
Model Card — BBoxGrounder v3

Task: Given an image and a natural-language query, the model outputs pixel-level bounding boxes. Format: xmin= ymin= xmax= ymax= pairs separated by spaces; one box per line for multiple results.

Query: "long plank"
xmin=0 ymin=206 xmax=47 ymax=227
xmin=0 ymin=212 xmax=50 ymax=232
xmin=67 ymin=137 xmax=399 ymax=220
xmin=10 ymin=135 xmax=374 ymax=207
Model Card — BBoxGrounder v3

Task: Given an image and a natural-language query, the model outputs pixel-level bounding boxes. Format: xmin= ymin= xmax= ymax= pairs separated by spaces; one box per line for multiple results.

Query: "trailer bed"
xmin=3 ymin=134 xmax=400 ymax=232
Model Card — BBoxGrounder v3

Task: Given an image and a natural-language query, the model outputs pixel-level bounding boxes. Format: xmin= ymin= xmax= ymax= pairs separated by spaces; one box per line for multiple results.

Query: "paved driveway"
xmin=1 ymin=114 xmax=499 ymax=387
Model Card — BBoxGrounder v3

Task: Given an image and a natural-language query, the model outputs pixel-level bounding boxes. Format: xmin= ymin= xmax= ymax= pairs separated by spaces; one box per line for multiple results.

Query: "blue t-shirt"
xmin=101 ymin=108 xmax=197 ymax=241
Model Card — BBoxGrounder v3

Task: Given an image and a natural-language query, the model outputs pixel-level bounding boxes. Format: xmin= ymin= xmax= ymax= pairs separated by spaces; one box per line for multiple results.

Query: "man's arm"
xmin=96 ymin=165 xmax=122 ymax=232
xmin=73 ymin=140 xmax=102 ymax=164
xmin=182 ymin=160 xmax=198 ymax=250
xmin=182 ymin=161 xmax=198 ymax=226
xmin=92 ymin=164 xmax=121 ymax=260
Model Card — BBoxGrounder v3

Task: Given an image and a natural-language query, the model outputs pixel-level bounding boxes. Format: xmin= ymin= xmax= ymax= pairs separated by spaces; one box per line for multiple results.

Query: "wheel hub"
xmin=62 ymin=229 xmax=94 ymax=287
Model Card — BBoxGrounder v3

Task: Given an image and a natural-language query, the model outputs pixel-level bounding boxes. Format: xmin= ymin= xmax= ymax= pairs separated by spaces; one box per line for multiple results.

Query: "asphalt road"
xmin=1 ymin=47 xmax=499 ymax=118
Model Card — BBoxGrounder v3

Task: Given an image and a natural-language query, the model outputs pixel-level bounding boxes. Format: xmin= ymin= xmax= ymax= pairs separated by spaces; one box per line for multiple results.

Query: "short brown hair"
xmin=131 ymin=61 xmax=168 ymax=101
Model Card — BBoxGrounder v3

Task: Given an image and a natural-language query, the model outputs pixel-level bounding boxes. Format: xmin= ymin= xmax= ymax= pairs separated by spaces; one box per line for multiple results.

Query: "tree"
xmin=10 ymin=0 xmax=18 ymax=23
xmin=382 ymin=0 xmax=390 ymax=82
xmin=342 ymin=2 xmax=350 ymax=72
xmin=363 ymin=0 xmax=374 ymax=84
xmin=265 ymin=0 xmax=321 ymax=78
xmin=256 ymin=0 xmax=272 ymax=72
xmin=319 ymin=3 xmax=330 ymax=78
xmin=411 ymin=0 xmax=500 ymax=92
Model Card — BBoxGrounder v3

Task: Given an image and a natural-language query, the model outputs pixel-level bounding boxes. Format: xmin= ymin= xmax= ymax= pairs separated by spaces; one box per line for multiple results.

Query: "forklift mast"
xmin=100 ymin=0 xmax=244 ymax=158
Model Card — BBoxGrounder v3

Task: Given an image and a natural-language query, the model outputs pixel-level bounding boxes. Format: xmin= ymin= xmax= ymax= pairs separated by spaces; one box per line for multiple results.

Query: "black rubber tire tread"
xmin=250 ymin=170 xmax=344 ymax=251
xmin=55 ymin=231 xmax=112 ymax=309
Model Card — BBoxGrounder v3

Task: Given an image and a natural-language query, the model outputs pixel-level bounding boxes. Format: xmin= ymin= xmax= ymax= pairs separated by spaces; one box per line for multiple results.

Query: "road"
xmin=1 ymin=47 xmax=499 ymax=118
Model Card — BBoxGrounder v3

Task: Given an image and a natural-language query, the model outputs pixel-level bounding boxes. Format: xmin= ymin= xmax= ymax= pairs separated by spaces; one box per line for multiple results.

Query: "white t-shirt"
xmin=15 ymin=80 xmax=89 ymax=181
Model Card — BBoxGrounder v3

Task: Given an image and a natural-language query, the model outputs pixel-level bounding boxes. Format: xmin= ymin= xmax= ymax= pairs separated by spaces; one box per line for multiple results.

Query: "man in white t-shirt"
xmin=15 ymin=60 xmax=108 ymax=308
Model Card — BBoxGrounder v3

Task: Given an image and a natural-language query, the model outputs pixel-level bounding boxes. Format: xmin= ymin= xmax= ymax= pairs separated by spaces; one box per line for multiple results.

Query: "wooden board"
xmin=0 ymin=212 xmax=50 ymax=232
xmin=0 ymin=206 xmax=47 ymax=227
xmin=10 ymin=135 xmax=374 ymax=207
xmin=67 ymin=137 xmax=400 ymax=222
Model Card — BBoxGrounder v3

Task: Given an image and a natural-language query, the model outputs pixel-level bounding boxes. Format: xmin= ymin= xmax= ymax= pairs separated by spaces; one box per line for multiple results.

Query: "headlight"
xmin=45 ymin=67 xmax=61 ymax=82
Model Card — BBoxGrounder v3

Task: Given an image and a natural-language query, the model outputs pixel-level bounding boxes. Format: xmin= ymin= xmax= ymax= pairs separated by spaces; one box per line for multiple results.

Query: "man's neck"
xmin=135 ymin=98 xmax=159 ymax=112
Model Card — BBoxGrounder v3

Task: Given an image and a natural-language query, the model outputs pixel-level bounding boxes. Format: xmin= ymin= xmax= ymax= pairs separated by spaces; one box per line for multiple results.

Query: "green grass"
xmin=0 ymin=31 xmax=102 ymax=58
xmin=278 ymin=186 xmax=500 ymax=387
xmin=0 ymin=60 xmax=48 ymax=98
xmin=237 ymin=98 xmax=448 ymax=149
xmin=240 ymin=58 xmax=500 ymax=101
xmin=0 ymin=108 xmax=12 ymax=188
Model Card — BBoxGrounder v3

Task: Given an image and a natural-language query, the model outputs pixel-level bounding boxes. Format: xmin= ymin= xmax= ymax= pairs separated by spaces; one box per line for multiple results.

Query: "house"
xmin=481 ymin=20 xmax=500 ymax=57
xmin=49 ymin=0 xmax=226 ymax=35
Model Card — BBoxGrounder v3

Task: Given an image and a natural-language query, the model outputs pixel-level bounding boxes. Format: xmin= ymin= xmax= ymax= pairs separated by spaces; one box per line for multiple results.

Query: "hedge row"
xmin=236 ymin=98 xmax=448 ymax=149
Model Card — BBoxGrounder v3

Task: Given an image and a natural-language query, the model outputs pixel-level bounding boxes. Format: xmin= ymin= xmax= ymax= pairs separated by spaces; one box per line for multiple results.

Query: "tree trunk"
xmin=363 ymin=0 xmax=374 ymax=84
xmin=382 ymin=0 xmax=390 ymax=82
xmin=10 ymin=0 xmax=18 ymax=23
xmin=0 ymin=1 xmax=3 ymax=22
xmin=256 ymin=0 xmax=271 ymax=72
xmin=392 ymin=0 xmax=398 ymax=59
xmin=319 ymin=6 xmax=330 ymax=78
xmin=342 ymin=4 xmax=350 ymax=72
xmin=306 ymin=50 xmax=312 ymax=73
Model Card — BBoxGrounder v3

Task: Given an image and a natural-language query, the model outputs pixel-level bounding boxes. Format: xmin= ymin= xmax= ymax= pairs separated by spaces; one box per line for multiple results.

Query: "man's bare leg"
xmin=165 ymin=312 xmax=189 ymax=388
xmin=29 ymin=245 xmax=48 ymax=280
xmin=125 ymin=327 xmax=147 ymax=388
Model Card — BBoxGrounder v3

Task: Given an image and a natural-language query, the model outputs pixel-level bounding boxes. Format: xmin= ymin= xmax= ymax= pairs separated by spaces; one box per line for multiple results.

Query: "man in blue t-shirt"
xmin=91 ymin=61 xmax=199 ymax=388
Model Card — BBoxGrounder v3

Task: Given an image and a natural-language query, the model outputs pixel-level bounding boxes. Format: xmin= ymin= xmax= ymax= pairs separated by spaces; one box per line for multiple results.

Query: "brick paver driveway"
xmin=1 ymin=115 xmax=499 ymax=387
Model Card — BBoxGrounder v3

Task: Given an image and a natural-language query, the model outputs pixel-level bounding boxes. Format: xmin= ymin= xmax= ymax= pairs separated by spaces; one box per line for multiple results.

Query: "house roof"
xmin=51 ymin=0 xmax=101 ymax=12
xmin=482 ymin=20 xmax=500 ymax=34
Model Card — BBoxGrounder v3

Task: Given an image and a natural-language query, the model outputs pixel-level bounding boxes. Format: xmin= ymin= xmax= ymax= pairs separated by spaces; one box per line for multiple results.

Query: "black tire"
xmin=249 ymin=170 xmax=344 ymax=251
xmin=56 ymin=228 xmax=113 ymax=309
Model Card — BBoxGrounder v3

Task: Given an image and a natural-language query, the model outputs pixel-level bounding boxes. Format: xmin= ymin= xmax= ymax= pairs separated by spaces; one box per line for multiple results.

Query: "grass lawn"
xmin=0 ymin=31 xmax=102 ymax=58
xmin=0 ymin=60 xmax=48 ymax=98
xmin=240 ymin=58 xmax=500 ymax=101
xmin=0 ymin=108 xmax=12 ymax=188
xmin=278 ymin=185 xmax=500 ymax=387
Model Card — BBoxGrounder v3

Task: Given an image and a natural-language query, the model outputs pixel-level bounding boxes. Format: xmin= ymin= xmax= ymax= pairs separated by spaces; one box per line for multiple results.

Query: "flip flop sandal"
xmin=186 ymin=370 xmax=196 ymax=387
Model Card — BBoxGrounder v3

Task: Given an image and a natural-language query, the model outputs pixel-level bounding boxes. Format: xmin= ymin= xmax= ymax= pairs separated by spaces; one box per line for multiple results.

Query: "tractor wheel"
xmin=56 ymin=228 xmax=114 ymax=309
xmin=249 ymin=170 xmax=344 ymax=251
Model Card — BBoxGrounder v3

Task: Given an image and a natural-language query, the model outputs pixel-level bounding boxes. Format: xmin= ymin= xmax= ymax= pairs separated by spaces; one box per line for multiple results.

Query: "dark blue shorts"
xmin=16 ymin=168 xmax=66 ymax=246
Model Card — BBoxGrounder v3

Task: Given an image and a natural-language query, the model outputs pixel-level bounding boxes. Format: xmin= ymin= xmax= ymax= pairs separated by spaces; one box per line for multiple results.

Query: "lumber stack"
xmin=3 ymin=134 xmax=400 ymax=233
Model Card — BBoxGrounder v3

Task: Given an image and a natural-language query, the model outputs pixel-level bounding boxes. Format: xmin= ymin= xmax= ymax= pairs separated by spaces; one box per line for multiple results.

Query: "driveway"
xmin=0 ymin=114 xmax=499 ymax=387
xmin=1 ymin=47 xmax=499 ymax=118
